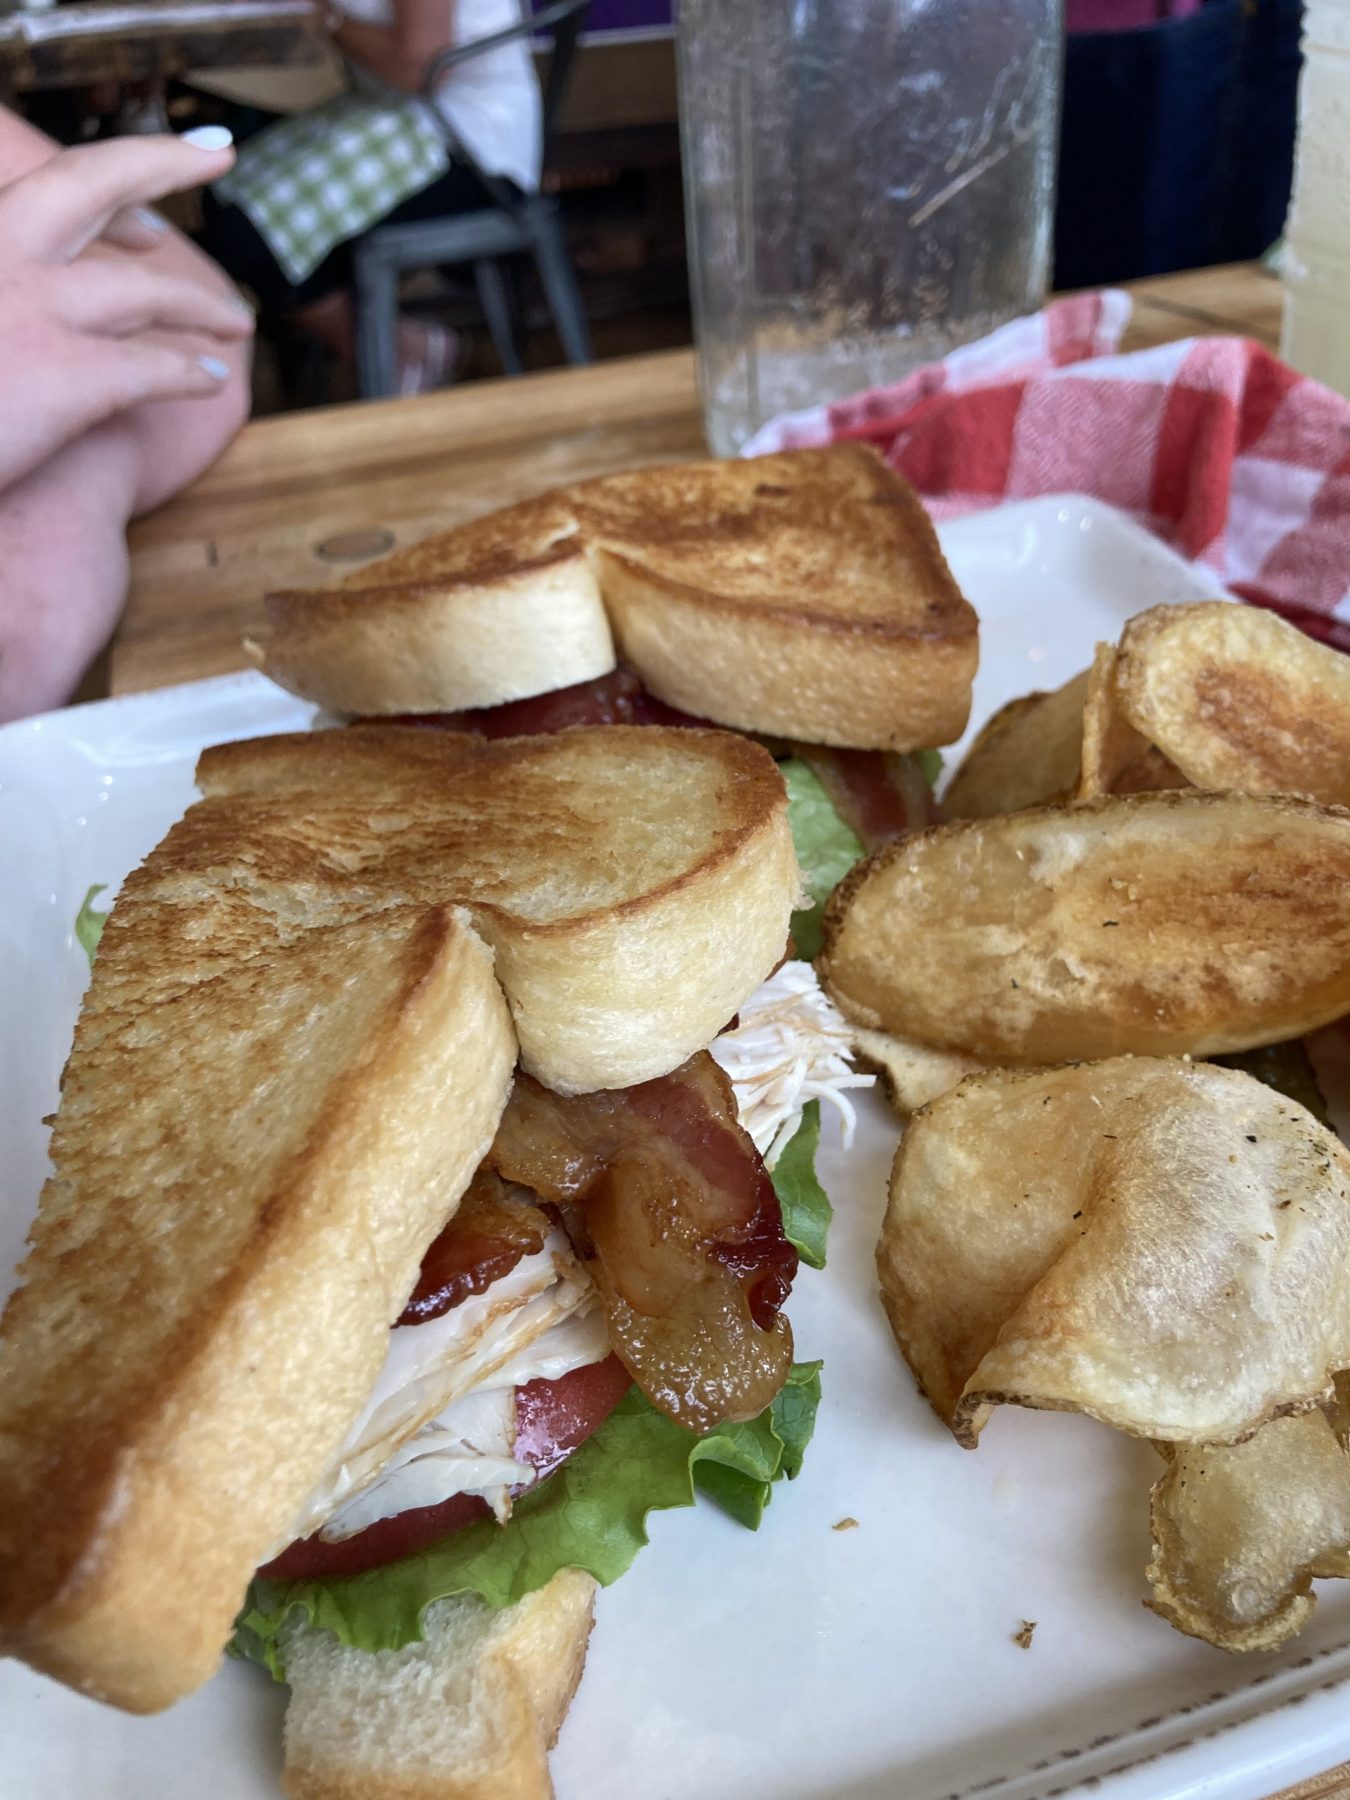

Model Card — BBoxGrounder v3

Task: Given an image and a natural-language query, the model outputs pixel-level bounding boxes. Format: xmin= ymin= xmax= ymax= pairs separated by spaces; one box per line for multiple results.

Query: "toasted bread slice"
xmin=248 ymin=489 xmax=610 ymax=717
xmin=1 ymin=725 xmax=794 ymax=1714
xmin=191 ymin=724 xmax=799 ymax=1092
xmin=0 ymin=906 xmax=517 ymax=1714
xmin=575 ymin=447 xmax=976 ymax=750
xmin=280 ymin=1572 xmax=596 ymax=1800
xmin=247 ymin=446 xmax=978 ymax=751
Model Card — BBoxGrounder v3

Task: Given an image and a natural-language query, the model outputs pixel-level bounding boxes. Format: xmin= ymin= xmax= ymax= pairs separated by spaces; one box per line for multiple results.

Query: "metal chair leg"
xmin=473 ymin=256 xmax=526 ymax=376
xmin=530 ymin=211 xmax=593 ymax=366
xmin=353 ymin=248 xmax=400 ymax=400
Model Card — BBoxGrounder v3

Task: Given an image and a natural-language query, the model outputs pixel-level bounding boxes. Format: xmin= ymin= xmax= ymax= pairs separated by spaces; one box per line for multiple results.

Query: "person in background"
xmin=201 ymin=0 xmax=541 ymax=393
xmin=0 ymin=114 xmax=252 ymax=723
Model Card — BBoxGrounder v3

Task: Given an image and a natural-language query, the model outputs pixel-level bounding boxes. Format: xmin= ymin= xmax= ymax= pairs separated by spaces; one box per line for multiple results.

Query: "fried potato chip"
xmin=1145 ymin=1386 xmax=1350 ymax=1653
xmin=1075 ymin=643 xmax=1188 ymax=801
xmin=1116 ymin=602 xmax=1350 ymax=807
xmin=945 ymin=648 xmax=1187 ymax=822
xmin=1076 ymin=644 xmax=1145 ymax=799
xmin=878 ymin=1058 xmax=1350 ymax=1447
xmin=944 ymin=670 xmax=1091 ymax=820
xmin=851 ymin=1029 xmax=989 ymax=1119
xmin=821 ymin=790 xmax=1350 ymax=1063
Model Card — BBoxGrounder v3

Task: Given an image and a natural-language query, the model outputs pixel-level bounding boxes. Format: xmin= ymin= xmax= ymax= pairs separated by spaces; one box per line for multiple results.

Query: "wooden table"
xmin=119 ymin=260 xmax=1284 ymax=698
xmin=119 ymin=256 xmax=1348 ymax=1800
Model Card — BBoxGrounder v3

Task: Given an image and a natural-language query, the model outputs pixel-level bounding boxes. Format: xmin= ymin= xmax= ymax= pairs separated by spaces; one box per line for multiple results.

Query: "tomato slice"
xmin=259 ymin=1355 xmax=633 ymax=1581
xmin=513 ymin=1347 xmax=634 ymax=1481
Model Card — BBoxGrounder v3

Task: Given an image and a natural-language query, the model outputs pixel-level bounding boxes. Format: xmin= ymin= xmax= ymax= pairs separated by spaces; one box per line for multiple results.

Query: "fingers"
xmin=100 ymin=204 xmax=174 ymax=253
xmin=59 ymin=263 xmax=254 ymax=343
xmin=96 ymin=340 xmax=238 ymax=414
xmin=0 ymin=337 xmax=235 ymax=493
xmin=0 ymin=131 xmax=235 ymax=263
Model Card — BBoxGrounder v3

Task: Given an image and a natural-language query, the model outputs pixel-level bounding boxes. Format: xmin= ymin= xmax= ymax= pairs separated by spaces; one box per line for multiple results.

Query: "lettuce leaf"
xmin=74 ymin=885 xmax=109 ymax=967
xmin=770 ymin=1100 xmax=831 ymax=1270
xmin=233 ymin=1362 xmax=822 ymax=1680
xmin=918 ymin=747 xmax=944 ymax=788
xmin=781 ymin=758 xmax=863 ymax=959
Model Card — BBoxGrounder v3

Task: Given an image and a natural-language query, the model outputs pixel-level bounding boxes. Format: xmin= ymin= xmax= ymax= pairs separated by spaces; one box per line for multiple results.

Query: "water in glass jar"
xmin=678 ymin=0 xmax=1064 ymax=455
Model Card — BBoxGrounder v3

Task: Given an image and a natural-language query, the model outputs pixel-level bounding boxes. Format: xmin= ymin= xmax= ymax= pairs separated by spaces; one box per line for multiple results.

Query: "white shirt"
xmin=337 ymin=0 xmax=543 ymax=193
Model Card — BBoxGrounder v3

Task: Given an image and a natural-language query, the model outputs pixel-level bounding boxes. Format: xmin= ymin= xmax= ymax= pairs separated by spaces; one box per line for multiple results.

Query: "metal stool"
xmin=353 ymin=0 xmax=592 ymax=397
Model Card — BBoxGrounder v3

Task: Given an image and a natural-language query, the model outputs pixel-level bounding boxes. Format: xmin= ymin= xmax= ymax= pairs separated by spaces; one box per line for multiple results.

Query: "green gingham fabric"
xmin=216 ymin=94 xmax=450 ymax=286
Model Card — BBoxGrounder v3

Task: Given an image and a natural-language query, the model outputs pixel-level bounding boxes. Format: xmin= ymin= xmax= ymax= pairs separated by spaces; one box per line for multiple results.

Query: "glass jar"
xmin=678 ymin=0 xmax=1064 ymax=455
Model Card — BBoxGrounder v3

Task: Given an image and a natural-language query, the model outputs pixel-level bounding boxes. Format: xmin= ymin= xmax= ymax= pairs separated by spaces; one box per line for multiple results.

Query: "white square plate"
xmin=3 ymin=495 xmax=1346 ymax=1800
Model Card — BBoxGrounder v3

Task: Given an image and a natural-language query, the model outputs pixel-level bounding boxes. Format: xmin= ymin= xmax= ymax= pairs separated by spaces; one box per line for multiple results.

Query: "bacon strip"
xmin=370 ymin=668 xmax=710 ymax=738
xmin=799 ymin=746 xmax=942 ymax=849
xmin=620 ymin=1057 xmax=796 ymax=1330
xmin=397 ymin=1172 xmax=549 ymax=1326
xmin=489 ymin=1052 xmax=796 ymax=1432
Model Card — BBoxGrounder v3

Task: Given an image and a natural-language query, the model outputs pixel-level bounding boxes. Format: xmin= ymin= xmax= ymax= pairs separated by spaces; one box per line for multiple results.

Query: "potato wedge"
xmin=878 ymin=1059 xmax=1350 ymax=1448
xmin=945 ymin=651 xmax=1186 ymax=821
xmin=1146 ymin=1389 xmax=1350 ymax=1654
xmin=1116 ymin=601 xmax=1350 ymax=807
xmin=1075 ymin=642 xmax=1187 ymax=801
xmin=851 ymin=1029 xmax=988 ymax=1119
xmin=821 ymin=790 xmax=1350 ymax=1063
xmin=944 ymin=670 xmax=1090 ymax=820
xmin=1076 ymin=644 xmax=1144 ymax=799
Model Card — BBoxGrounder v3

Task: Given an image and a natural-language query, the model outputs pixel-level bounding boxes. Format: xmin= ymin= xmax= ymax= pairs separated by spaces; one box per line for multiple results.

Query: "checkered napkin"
xmin=745 ymin=292 xmax=1350 ymax=650
xmin=216 ymin=94 xmax=449 ymax=286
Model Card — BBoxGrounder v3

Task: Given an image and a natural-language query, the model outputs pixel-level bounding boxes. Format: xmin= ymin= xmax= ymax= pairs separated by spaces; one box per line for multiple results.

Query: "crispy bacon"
xmin=371 ymin=668 xmax=711 ymax=738
xmin=489 ymin=1052 xmax=796 ymax=1432
xmin=397 ymin=1172 xmax=549 ymax=1326
xmin=799 ymin=746 xmax=941 ymax=849
xmin=620 ymin=1059 xmax=796 ymax=1329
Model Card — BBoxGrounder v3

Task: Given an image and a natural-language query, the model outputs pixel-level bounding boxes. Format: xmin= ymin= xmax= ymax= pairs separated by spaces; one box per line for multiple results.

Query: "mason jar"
xmin=678 ymin=0 xmax=1064 ymax=455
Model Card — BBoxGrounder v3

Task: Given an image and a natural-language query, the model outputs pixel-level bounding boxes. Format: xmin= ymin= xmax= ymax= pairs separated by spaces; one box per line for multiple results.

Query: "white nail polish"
xmin=182 ymin=125 xmax=234 ymax=152
xmin=134 ymin=206 xmax=169 ymax=233
xmin=197 ymin=355 xmax=231 ymax=380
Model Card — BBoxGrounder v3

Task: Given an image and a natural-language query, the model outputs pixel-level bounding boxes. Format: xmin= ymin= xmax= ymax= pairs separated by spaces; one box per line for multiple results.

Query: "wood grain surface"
xmin=117 ymin=261 xmax=1282 ymax=698
xmin=118 ymin=255 xmax=1347 ymax=1800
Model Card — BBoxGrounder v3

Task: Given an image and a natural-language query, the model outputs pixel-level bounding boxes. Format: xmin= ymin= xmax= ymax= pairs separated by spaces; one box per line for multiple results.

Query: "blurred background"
xmin=0 ymin=0 xmax=1307 ymax=413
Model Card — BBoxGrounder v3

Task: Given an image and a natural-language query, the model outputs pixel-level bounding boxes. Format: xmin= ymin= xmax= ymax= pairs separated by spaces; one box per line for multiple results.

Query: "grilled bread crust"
xmin=0 ymin=906 xmax=517 ymax=1713
xmin=280 ymin=1573 xmax=596 ymax=1800
xmin=252 ymin=549 xmax=612 ymax=719
xmin=0 ymin=724 xmax=795 ymax=1712
xmin=246 ymin=446 xmax=978 ymax=751
xmin=195 ymin=724 xmax=800 ymax=1093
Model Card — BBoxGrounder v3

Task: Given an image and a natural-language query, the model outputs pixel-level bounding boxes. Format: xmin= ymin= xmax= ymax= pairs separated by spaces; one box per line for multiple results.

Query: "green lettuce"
xmin=781 ymin=758 xmax=863 ymax=959
xmin=781 ymin=754 xmax=942 ymax=955
xmin=917 ymin=748 xmax=944 ymax=788
xmin=233 ymin=1363 xmax=822 ymax=1680
xmin=75 ymin=885 xmax=109 ymax=967
xmin=770 ymin=1100 xmax=831 ymax=1269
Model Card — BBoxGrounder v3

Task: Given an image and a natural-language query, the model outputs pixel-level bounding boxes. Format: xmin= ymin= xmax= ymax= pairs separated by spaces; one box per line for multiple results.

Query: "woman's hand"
xmin=0 ymin=130 xmax=254 ymax=492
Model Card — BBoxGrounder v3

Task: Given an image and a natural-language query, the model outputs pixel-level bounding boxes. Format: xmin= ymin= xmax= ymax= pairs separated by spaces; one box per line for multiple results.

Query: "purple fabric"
xmin=536 ymin=0 xmax=672 ymax=30
xmin=1066 ymin=0 xmax=1202 ymax=27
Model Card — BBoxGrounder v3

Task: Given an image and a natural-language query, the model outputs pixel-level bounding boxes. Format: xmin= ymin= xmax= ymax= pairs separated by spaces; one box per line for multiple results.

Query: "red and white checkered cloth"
xmin=744 ymin=291 xmax=1350 ymax=650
